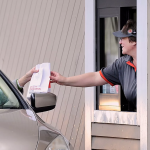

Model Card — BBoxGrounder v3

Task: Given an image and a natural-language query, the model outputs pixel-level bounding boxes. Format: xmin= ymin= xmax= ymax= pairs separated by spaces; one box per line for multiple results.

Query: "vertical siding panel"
xmin=74 ymin=109 xmax=85 ymax=150
xmin=0 ymin=0 xmax=3 ymax=8
xmin=42 ymin=0 xmax=69 ymax=121
xmin=15 ymin=0 xmax=47 ymax=79
xmin=65 ymin=88 xmax=83 ymax=139
xmin=3 ymin=0 xmax=25 ymax=75
xmin=16 ymin=0 xmax=41 ymax=95
xmin=41 ymin=0 xmax=69 ymax=121
xmin=45 ymin=0 xmax=70 ymax=93
xmin=61 ymin=39 xmax=84 ymax=141
xmin=30 ymin=0 xmax=53 ymax=66
xmin=12 ymin=0 xmax=37 ymax=79
xmin=1 ymin=0 xmax=18 ymax=73
xmin=15 ymin=0 xmax=42 ymax=79
xmin=37 ymin=0 xmax=60 ymax=122
xmin=46 ymin=0 xmax=79 ymax=125
xmin=6 ymin=0 xmax=32 ymax=80
xmin=33 ymin=0 xmax=59 ymax=117
xmin=25 ymin=0 xmax=49 ymax=74
xmin=7 ymin=0 xmax=36 ymax=81
xmin=0 ymin=0 xmax=5 ymax=30
xmin=44 ymin=0 xmax=65 ymax=63
xmin=69 ymin=66 xmax=85 ymax=147
xmin=50 ymin=0 xmax=84 ymax=128
xmin=42 ymin=0 xmax=60 ymax=63
xmin=0 ymin=0 xmax=17 ymax=72
xmin=65 ymin=60 xmax=84 ymax=140
xmin=54 ymin=0 xmax=77 ymax=96
xmin=21 ymin=0 xmax=48 ymax=99
xmin=0 ymin=0 xmax=13 ymax=70
xmin=37 ymin=0 xmax=58 ymax=64
xmin=0 ymin=0 xmax=7 ymax=57
xmin=41 ymin=0 xmax=67 ymax=122
xmin=0 ymin=0 xmax=8 ymax=61
xmin=79 ymin=131 xmax=85 ymax=150
xmin=46 ymin=0 xmax=70 ymax=73
xmin=60 ymin=13 xmax=84 ymax=136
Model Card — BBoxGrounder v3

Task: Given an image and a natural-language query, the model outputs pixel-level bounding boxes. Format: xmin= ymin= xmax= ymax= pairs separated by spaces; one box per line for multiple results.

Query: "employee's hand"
xmin=50 ymin=71 xmax=66 ymax=85
xmin=18 ymin=67 xmax=39 ymax=87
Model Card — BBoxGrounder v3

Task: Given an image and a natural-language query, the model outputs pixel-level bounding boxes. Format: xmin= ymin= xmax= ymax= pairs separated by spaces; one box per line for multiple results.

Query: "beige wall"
xmin=0 ymin=0 xmax=85 ymax=149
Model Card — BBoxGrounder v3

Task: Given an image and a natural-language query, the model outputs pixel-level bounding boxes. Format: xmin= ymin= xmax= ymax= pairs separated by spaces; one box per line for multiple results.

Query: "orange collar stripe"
xmin=126 ymin=61 xmax=136 ymax=72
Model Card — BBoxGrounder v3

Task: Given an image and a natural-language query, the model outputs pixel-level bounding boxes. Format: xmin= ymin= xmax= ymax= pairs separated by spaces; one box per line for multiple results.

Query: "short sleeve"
xmin=99 ymin=58 xmax=121 ymax=86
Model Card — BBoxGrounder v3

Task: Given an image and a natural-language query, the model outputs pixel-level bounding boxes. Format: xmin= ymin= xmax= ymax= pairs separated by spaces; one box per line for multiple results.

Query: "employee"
xmin=50 ymin=20 xmax=137 ymax=109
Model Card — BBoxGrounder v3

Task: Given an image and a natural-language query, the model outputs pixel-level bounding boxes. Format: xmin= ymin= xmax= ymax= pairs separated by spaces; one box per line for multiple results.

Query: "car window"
xmin=0 ymin=77 xmax=22 ymax=109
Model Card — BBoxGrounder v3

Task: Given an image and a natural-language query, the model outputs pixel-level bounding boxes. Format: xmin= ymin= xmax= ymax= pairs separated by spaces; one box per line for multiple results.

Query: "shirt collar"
xmin=124 ymin=55 xmax=136 ymax=71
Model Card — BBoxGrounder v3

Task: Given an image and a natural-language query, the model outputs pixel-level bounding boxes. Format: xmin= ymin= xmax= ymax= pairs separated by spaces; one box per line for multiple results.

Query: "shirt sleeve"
xmin=99 ymin=58 xmax=121 ymax=86
xmin=12 ymin=80 xmax=24 ymax=94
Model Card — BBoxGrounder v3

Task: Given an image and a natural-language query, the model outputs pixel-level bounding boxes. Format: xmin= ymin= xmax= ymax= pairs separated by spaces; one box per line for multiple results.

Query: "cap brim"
xmin=113 ymin=30 xmax=131 ymax=38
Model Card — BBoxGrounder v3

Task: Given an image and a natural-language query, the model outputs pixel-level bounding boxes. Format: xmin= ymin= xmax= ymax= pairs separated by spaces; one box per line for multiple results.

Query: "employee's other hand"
xmin=18 ymin=67 xmax=39 ymax=87
xmin=50 ymin=71 xmax=66 ymax=85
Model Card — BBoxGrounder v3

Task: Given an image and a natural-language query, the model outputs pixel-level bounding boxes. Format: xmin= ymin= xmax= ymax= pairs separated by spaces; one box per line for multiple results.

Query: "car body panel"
xmin=0 ymin=109 xmax=38 ymax=150
xmin=36 ymin=125 xmax=59 ymax=150
xmin=0 ymin=71 xmax=71 ymax=150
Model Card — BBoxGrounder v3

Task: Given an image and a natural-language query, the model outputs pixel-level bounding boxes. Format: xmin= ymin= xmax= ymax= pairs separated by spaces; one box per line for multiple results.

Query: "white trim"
xmin=137 ymin=0 xmax=148 ymax=149
xmin=85 ymin=0 xmax=95 ymax=149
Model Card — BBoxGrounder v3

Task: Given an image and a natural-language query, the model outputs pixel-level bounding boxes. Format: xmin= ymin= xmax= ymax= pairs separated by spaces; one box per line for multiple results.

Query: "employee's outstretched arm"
xmin=50 ymin=71 xmax=107 ymax=87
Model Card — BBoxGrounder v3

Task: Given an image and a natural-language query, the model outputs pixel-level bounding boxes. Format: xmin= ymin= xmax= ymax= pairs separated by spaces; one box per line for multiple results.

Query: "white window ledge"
xmin=94 ymin=110 xmax=138 ymax=125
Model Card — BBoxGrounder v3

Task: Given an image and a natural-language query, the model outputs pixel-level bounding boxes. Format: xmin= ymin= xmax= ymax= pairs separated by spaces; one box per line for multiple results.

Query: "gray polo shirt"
xmin=99 ymin=55 xmax=136 ymax=107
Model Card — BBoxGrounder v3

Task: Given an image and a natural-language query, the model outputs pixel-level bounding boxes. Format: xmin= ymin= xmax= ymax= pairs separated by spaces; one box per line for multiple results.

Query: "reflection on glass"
xmin=102 ymin=17 xmax=119 ymax=94
xmin=102 ymin=84 xmax=119 ymax=94
xmin=0 ymin=77 xmax=20 ymax=109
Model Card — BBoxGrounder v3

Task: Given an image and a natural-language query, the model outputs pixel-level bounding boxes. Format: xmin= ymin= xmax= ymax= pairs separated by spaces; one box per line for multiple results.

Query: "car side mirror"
xmin=30 ymin=93 xmax=57 ymax=113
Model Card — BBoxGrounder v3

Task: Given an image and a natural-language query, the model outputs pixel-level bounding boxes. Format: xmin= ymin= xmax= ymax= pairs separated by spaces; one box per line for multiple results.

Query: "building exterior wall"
xmin=92 ymin=123 xmax=140 ymax=150
xmin=0 ymin=0 xmax=85 ymax=149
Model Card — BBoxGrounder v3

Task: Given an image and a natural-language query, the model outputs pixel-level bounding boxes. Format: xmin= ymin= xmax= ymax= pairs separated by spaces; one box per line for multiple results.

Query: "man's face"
xmin=119 ymin=37 xmax=136 ymax=55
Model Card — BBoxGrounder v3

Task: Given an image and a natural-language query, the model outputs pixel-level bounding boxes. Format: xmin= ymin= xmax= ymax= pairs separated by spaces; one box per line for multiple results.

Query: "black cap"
xmin=113 ymin=29 xmax=136 ymax=38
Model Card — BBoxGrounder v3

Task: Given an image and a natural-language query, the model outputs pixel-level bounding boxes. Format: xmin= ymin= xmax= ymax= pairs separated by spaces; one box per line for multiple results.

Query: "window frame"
xmin=85 ymin=0 xmax=138 ymax=123
xmin=0 ymin=70 xmax=29 ymax=109
xmin=85 ymin=0 xmax=143 ymax=149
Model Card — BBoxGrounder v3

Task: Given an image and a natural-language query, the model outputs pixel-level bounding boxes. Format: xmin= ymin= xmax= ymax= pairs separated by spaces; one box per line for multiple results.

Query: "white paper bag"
xmin=27 ymin=63 xmax=51 ymax=100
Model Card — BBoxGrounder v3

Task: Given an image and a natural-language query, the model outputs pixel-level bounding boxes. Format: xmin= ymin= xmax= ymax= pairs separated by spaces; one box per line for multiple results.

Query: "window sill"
xmin=93 ymin=110 xmax=138 ymax=125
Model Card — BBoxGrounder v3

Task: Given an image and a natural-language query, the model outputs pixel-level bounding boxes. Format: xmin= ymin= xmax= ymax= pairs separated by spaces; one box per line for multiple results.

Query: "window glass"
xmin=0 ymin=77 xmax=21 ymax=109
xmin=101 ymin=17 xmax=119 ymax=94
xmin=98 ymin=16 xmax=121 ymax=111
xmin=96 ymin=6 xmax=136 ymax=111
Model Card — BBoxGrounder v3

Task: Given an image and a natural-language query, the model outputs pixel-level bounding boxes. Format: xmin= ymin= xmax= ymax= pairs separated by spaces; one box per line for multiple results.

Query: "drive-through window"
xmin=96 ymin=0 xmax=136 ymax=111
